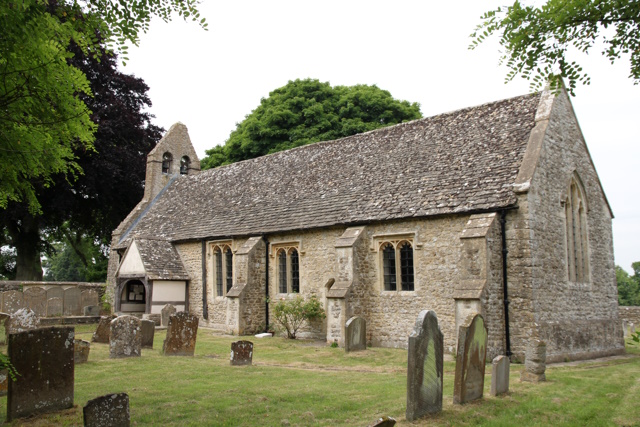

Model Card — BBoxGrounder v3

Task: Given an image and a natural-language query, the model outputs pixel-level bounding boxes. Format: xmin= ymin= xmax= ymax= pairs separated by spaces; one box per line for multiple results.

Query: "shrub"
xmin=272 ymin=295 xmax=325 ymax=339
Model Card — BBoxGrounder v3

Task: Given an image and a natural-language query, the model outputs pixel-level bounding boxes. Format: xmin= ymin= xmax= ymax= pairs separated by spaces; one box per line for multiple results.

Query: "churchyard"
xmin=0 ymin=321 xmax=638 ymax=426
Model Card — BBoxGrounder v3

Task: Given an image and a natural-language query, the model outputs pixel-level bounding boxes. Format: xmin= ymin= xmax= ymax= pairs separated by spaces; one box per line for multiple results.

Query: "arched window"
xmin=225 ymin=247 xmax=233 ymax=292
xmin=180 ymin=156 xmax=190 ymax=175
xmin=275 ymin=245 xmax=301 ymax=294
xmin=278 ymin=250 xmax=287 ymax=293
xmin=400 ymin=242 xmax=414 ymax=291
xmin=162 ymin=152 xmax=173 ymax=174
xmin=210 ymin=243 xmax=233 ymax=296
xmin=382 ymin=243 xmax=396 ymax=291
xmin=379 ymin=240 xmax=414 ymax=291
xmin=565 ymin=174 xmax=590 ymax=282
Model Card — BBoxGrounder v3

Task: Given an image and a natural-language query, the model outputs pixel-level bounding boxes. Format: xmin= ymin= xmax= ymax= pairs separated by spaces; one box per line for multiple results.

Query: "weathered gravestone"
xmin=7 ymin=308 xmax=40 ymax=338
xmin=23 ymin=287 xmax=47 ymax=317
xmin=406 ymin=310 xmax=443 ymax=421
xmin=74 ymin=339 xmax=91 ymax=364
xmin=92 ymin=314 xmax=117 ymax=343
xmin=83 ymin=393 xmax=130 ymax=427
xmin=46 ymin=287 xmax=64 ymax=302
xmin=47 ymin=297 xmax=63 ymax=317
xmin=7 ymin=327 xmax=75 ymax=421
xmin=110 ymin=315 xmax=142 ymax=358
xmin=81 ymin=290 xmax=100 ymax=311
xmin=453 ymin=313 xmax=488 ymax=404
xmin=521 ymin=339 xmax=546 ymax=383
xmin=63 ymin=287 xmax=82 ymax=316
xmin=161 ymin=303 xmax=177 ymax=327
xmin=0 ymin=312 xmax=9 ymax=345
xmin=622 ymin=320 xmax=629 ymax=338
xmin=345 ymin=316 xmax=366 ymax=352
xmin=367 ymin=415 xmax=397 ymax=427
xmin=142 ymin=313 xmax=161 ymax=327
xmin=163 ymin=312 xmax=198 ymax=356
xmin=141 ymin=319 xmax=155 ymax=349
xmin=2 ymin=290 xmax=25 ymax=314
xmin=490 ymin=355 xmax=510 ymax=396
xmin=230 ymin=340 xmax=253 ymax=366
xmin=83 ymin=305 xmax=100 ymax=317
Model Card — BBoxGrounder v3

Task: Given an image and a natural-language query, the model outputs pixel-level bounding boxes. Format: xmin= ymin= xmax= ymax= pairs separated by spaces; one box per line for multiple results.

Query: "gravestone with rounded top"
xmin=161 ymin=303 xmax=177 ymax=327
xmin=453 ymin=313 xmax=488 ymax=404
xmin=345 ymin=316 xmax=366 ymax=352
xmin=23 ymin=287 xmax=47 ymax=317
xmin=141 ymin=319 xmax=155 ymax=349
xmin=7 ymin=326 xmax=75 ymax=421
xmin=74 ymin=339 xmax=91 ymax=364
xmin=163 ymin=312 xmax=198 ymax=356
xmin=92 ymin=314 xmax=117 ymax=343
xmin=406 ymin=310 xmax=443 ymax=421
xmin=521 ymin=339 xmax=546 ymax=383
xmin=230 ymin=340 xmax=253 ymax=365
xmin=63 ymin=287 xmax=82 ymax=316
xmin=109 ymin=315 xmax=141 ymax=358
xmin=83 ymin=393 xmax=130 ymax=427
xmin=47 ymin=297 xmax=63 ymax=317
xmin=2 ymin=291 xmax=24 ymax=314
xmin=46 ymin=287 xmax=63 ymax=302
xmin=490 ymin=355 xmax=510 ymax=396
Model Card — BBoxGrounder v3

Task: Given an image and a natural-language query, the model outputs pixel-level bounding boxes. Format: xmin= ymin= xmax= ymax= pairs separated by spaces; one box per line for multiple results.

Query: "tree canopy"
xmin=201 ymin=79 xmax=422 ymax=169
xmin=617 ymin=262 xmax=640 ymax=306
xmin=470 ymin=0 xmax=640 ymax=94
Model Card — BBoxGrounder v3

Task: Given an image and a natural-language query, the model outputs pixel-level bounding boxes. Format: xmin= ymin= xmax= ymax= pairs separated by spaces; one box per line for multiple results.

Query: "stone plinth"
xmin=521 ymin=339 xmax=546 ymax=383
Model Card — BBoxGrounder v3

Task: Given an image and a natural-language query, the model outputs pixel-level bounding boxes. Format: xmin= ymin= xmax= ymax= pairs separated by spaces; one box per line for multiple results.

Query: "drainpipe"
xmin=263 ymin=235 xmax=270 ymax=332
xmin=499 ymin=210 xmax=512 ymax=357
xmin=201 ymin=240 xmax=208 ymax=320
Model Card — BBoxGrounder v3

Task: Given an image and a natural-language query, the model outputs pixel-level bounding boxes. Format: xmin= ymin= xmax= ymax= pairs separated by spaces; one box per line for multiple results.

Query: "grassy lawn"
xmin=2 ymin=325 xmax=639 ymax=426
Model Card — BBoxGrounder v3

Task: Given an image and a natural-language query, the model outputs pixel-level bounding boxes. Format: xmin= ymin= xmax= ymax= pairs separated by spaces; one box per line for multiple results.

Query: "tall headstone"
xmin=63 ymin=287 xmax=82 ymax=316
xmin=490 ymin=355 xmax=510 ymax=396
xmin=521 ymin=339 xmax=547 ymax=383
xmin=83 ymin=393 xmax=130 ymax=427
xmin=74 ymin=339 xmax=91 ymax=364
xmin=47 ymin=297 xmax=63 ymax=317
xmin=92 ymin=314 xmax=117 ymax=343
xmin=23 ymin=287 xmax=47 ymax=317
xmin=161 ymin=303 xmax=177 ymax=327
xmin=406 ymin=310 xmax=443 ymax=421
xmin=7 ymin=327 xmax=74 ymax=421
xmin=2 ymin=290 xmax=25 ymax=314
xmin=453 ymin=313 xmax=488 ymax=404
xmin=109 ymin=315 xmax=142 ymax=358
xmin=230 ymin=341 xmax=254 ymax=366
xmin=141 ymin=319 xmax=155 ymax=349
xmin=345 ymin=316 xmax=367 ymax=352
xmin=163 ymin=312 xmax=198 ymax=356
xmin=81 ymin=290 xmax=100 ymax=311
xmin=6 ymin=308 xmax=40 ymax=337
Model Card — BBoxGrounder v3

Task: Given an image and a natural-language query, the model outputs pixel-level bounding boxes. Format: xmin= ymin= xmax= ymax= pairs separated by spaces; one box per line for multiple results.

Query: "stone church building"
xmin=107 ymin=88 xmax=624 ymax=362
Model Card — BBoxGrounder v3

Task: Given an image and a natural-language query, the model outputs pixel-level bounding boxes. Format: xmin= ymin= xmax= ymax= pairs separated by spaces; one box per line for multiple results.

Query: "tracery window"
xmin=180 ymin=156 xmax=190 ymax=175
xmin=210 ymin=242 xmax=233 ymax=296
xmin=162 ymin=152 xmax=173 ymax=174
xmin=565 ymin=175 xmax=590 ymax=282
xmin=379 ymin=240 xmax=414 ymax=291
xmin=276 ymin=246 xmax=300 ymax=294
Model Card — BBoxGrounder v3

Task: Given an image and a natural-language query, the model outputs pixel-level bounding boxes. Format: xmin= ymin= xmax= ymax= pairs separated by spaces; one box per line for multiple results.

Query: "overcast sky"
xmin=121 ymin=0 xmax=639 ymax=273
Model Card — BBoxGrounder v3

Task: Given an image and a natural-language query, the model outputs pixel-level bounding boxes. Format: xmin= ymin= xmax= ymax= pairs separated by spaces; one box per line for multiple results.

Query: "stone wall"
xmin=619 ymin=306 xmax=640 ymax=327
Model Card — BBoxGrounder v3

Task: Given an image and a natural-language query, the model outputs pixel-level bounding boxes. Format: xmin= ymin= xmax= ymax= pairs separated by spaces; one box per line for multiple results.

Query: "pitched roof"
xmin=130 ymin=239 xmax=190 ymax=280
xmin=118 ymin=92 xmax=542 ymax=245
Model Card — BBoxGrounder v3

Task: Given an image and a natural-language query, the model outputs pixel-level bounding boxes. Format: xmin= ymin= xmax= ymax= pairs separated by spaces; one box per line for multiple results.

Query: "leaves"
xmin=272 ymin=295 xmax=326 ymax=339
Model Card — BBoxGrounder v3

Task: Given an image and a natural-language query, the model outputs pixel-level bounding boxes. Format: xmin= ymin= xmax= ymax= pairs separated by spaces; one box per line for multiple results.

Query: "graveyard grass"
xmin=1 ymin=325 xmax=639 ymax=426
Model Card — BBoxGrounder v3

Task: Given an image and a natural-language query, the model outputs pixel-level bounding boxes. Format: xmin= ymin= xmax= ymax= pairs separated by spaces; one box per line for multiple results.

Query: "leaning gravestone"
xmin=74 ymin=339 xmax=91 ymax=364
xmin=367 ymin=415 xmax=397 ymax=427
xmin=7 ymin=327 xmax=75 ymax=421
xmin=453 ymin=313 xmax=488 ymax=404
xmin=521 ymin=339 xmax=547 ymax=383
xmin=47 ymin=297 xmax=63 ymax=317
xmin=63 ymin=287 xmax=82 ymax=316
xmin=23 ymin=287 xmax=47 ymax=317
xmin=163 ymin=312 xmax=198 ymax=356
xmin=161 ymin=303 xmax=177 ymax=327
xmin=92 ymin=314 xmax=117 ymax=343
xmin=2 ymin=290 xmax=25 ymax=314
xmin=490 ymin=355 xmax=510 ymax=396
xmin=141 ymin=319 xmax=155 ymax=349
xmin=406 ymin=310 xmax=443 ymax=421
xmin=81 ymin=289 xmax=100 ymax=311
xmin=230 ymin=340 xmax=254 ymax=366
xmin=83 ymin=393 xmax=130 ymax=427
xmin=345 ymin=316 xmax=366 ymax=352
xmin=110 ymin=315 xmax=142 ymax=358
xmin=6 ymin=308 xmax=40 ymax=338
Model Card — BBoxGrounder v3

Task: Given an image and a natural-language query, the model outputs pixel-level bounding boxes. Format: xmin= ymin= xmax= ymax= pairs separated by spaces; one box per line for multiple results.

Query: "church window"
xmin=162 ymin=152 xmax=173 ymax=174
xmin=210 ymin=242 xmax=233 ymax=296
xmin=225 ymin=247 xmax=233 ymax=292
xmin=275 ymin=246 xmax=300 ymax=294
xmin=180 ymin=156 xmax=190 ymax=175
xmin=378 ymin=239 xmax=415 ymax=292
xmin=564 ymin=175 xmax=590 ymax=282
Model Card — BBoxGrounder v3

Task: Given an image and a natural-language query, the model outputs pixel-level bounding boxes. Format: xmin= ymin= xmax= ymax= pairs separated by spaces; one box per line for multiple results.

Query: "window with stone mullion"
xmin=225 ymin=248 xmax=233 ymax=292
xmin=290 ymin=249 xmax=300 ymax=293
xmin=215 ymin=250 xmax=223 ymax=296
xmin=278 ymin=250 xmax=288 ymax=293
xmin=400 ymin=242 xmax=414 ymax=291
xmin=383 ymin=244 xmax=397 ymax=291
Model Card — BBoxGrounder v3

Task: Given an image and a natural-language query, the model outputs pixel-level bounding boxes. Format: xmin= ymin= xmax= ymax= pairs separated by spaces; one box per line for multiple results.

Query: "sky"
xmin=121 ymin=0 xmax=639 ymax=273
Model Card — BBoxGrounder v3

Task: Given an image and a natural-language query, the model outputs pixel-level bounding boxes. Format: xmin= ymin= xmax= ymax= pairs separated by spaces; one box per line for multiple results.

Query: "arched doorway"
xmin=119 ymin=279 xmax=147 ymax=312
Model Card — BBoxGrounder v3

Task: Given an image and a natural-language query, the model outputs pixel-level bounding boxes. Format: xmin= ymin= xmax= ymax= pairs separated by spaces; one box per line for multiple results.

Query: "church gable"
xmin=117 ymin=239 xmax=189 ymax=281
xmin=117 ymin=240 xmax=145 ymax=276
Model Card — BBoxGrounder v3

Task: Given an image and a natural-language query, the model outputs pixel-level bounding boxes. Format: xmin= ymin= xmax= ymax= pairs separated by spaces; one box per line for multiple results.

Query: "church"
xmin=107 ymin=87 xmax=624 ymax=362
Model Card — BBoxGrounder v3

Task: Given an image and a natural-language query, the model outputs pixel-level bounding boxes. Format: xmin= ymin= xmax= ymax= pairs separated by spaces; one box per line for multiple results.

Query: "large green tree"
xmin=470 ymin=0 xmax=640 ymax=94
xmin=201 ymin=79 xmax=422 ymax=169
xmin=0 ymin=0 xmax=205 ymax=213
xmin=617 ymin=262 xmax=640 ymax=306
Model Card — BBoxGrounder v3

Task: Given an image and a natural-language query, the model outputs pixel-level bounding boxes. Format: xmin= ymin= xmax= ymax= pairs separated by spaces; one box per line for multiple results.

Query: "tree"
xmin=617 ymin=262 xmax=640 ymax=306
xmin=0 ymin=0 xmax=205 ymax=213
xmin=470 ymin=0 xmax=640 ymax=94
xmin=201 ymin=79 xmax=422 ymax=169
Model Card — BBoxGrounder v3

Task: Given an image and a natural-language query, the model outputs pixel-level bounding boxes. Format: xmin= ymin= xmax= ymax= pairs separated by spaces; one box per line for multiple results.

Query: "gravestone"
xmin=230 ymin=340 xmax=254 ymax=366
xmin=406 ymin=310 xmax=443 ymax=421
xmin=46 ymin=287 xmax=64 ymax=302
xmin=345 ymin=316 xmax=366 ymax=352
xmin=490 ymin=355 xmax=510 ymax=396
xmin=141 ymin=319 xmax=155 ymax=349
xmin=81 ymin=290 xmax=100 ymax=311
xmin=367 ymin=415 xmax=397 ymax=427
xmin=163 ymin=312 xmax=198 ymax=356
xmin=622 ymin=320 xmax=629 ymax=337
xmin=453 ymin=313 xmax=488 ymax=404
xmin=47 ymin=297 xmax=63 ymax=317
xmin=74 ymin=339 xmax=91 ymax=364
xmin=23 ymin=287 xmax=47 ymax=317
xmin=7 ymin=327 xmax=75 ymax=421
xmin=7 ymin=308 xmax=40 ymax=337
xmin=92 ymin=314 xmax=117 ymax=343
xmin=2 ymin=290 xmax=25 ymax=314
xmin=0 ymin=312 xmax=9 ymax=345
xmin=631 ymin=322 xmax=637 ymax=334
xmin=109 ymin=315 xmax=141 ymax=358
xmin=83 ymin=305 xmax=100 ymax=316
xmin=142 ymin=313 xmax=161 ymax=327
xmin=63 ymin=287 xmax=82 ymax=316
xmin=521 ymin=339 xmax=547 ymax=383
xmin=83 ymin=393 xmax=130 ymax=427
xmin=161 ymin=303 xmax=177 ymax=327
